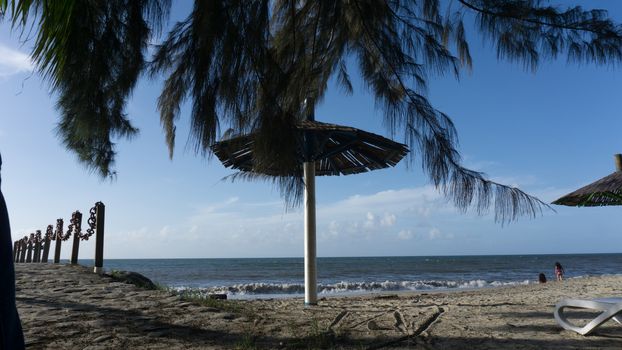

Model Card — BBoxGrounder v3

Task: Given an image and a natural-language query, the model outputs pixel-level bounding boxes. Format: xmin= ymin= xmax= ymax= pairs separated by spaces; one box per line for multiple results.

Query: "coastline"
xmin=16 ymin=263 xmax=622 ymax=349
xmin=99 ymin=254 xmax=622 ymax=298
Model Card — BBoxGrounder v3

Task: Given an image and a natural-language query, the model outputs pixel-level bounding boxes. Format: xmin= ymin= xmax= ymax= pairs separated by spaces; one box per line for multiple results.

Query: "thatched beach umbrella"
xmin=212 ymin=114 xmax=408 ymax=305
xmin=552 ymin=154 xmax=622 ymax=206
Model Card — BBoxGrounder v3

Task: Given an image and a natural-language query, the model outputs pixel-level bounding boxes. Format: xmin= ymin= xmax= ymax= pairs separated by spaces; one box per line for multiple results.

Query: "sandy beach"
xmin=15 ymin=263 xmax=622 ymax=349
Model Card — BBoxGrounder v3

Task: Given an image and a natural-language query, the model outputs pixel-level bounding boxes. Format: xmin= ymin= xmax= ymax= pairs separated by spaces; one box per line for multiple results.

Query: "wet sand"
xmin=15 ymin=263 xmax=622 ymax=349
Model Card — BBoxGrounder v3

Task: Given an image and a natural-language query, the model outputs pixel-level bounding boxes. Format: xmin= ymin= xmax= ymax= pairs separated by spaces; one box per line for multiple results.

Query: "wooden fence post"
xmin=13 ymin=241 xmax=18 ymax=263
xmin=70 ymin=211 xmax=82 ymax=265
xmin=53 ymin=219 xmax=64 ymax=264
xmin=33 ymin=230 xmax=42 ymax=263
xmin=33 ymin=242 xmax=40 ymax=262
xmin=25 ymin=234 xmax=34 ymax=263
xmin=93 ymin=202 xmax=105 ymax=274
xmin=41 ymin=225 xmax=53 ymax=263
xmin=19 ymin=238 xmax=27 ymax=263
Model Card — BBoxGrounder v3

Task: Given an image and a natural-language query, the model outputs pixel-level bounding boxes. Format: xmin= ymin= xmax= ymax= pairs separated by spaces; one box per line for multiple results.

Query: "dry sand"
xmin=15 ymin=263 xmax=622 ymax=349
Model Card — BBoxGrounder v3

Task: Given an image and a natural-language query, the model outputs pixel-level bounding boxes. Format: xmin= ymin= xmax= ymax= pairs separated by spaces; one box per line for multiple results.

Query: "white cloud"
xmin=380 ymin=213 xmax=396 ymax=227
xmin=136 ymin=185 xmax=460 ymax=257
xmin=354 ymin=211 xmax=397 ymax=233
xmin=0 ymin=44 xmax=33 ymax=77
xmin=225 ymin=196 xmax=239 ymax=205
xmin=114 ymin=226 xmax=150 ymax=242
xmin=331 ymin=187 xmax=443 ymax=212
xmin=413 ymin=206 xmax=431 ymax=218
xmin=159 ymin=225 xmax=174 ymax=238
xmin=316 ymin=187 xmax=447 ymax=232
xmin=427 ymin=227 xmax=454 ymax=240
xmin=328 ymin=220 xmax=340 ymax=234
xmin=428 ymin=228 xmax=441 ymax=240
xmin=397 ymin=229 xmax=415 ymax=240
xmin=322 ymin=220 xmax=341 ymax=240
xmin=363 ymin=212 xmax=375 ymax=229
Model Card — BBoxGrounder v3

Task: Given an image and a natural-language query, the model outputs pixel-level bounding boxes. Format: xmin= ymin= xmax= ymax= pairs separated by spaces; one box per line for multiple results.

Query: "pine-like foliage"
xmin=2 ymin=0 xmax=170 ymax=177
xmin=461 ymin=0 xmax=622 ymax=69
xmin=3 ymin=0 xmax=622 ymax=223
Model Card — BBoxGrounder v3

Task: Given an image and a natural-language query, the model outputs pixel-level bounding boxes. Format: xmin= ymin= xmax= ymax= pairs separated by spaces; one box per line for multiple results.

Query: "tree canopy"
xmin=2 ymin=0 xmax=622 ymax=224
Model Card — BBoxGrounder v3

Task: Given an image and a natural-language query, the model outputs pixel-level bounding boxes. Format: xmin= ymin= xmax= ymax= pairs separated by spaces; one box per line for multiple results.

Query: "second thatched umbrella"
xmin=212 ymin=116 xmax=408 ymax=305
xmin=552 ymin=154 xmax=622 ymax=206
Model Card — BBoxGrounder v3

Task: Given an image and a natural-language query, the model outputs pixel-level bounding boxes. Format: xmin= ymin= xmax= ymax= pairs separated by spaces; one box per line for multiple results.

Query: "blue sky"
xmin=1 ymin=1 xmax=621 ymax=259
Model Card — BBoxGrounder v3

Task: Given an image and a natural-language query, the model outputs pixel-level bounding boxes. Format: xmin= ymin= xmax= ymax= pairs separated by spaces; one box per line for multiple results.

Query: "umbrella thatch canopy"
xmin=552 ymin=154 xmax=622 ymax=206
xmin=211 ymin=118 xmax=408 ymax=305
xmin=212 ymin=120 xmax=409 ymax=176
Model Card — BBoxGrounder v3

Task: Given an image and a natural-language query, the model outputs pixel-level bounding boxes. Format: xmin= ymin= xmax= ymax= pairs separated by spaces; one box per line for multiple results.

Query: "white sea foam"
xmin=104 ymin=254 xmax=622 ymax=300
xmin=172 ymin=279 xmax=533 ymax=297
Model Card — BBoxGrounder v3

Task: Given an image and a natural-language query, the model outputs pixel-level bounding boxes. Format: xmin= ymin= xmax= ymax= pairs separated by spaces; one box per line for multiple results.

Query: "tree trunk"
xmin=0 ymin=154 xmax=25 ymax=349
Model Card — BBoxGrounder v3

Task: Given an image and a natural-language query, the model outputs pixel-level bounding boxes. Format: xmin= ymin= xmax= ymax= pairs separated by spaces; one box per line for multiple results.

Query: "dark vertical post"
xmin=53 ymin=219 xmax=63 ymax=264
xmin=33 ymin=231 xmax=41 ymax=263
xmin=41 ymin=225 xmax=53 ymax=263
xmin=19 ymin=239 xmax=26 ymax=263
xmin=33 ymin=242 xmax=40 ymax=262
xmin=70 ymin=211 xmax=82 ymax=265
xmin=615 ymin=154 xmax=622 ymax=172
xmin=93 ymin=202 xmax=105 ymax=274
xmin=25 ymin=235 xmax=33 ymax=263
xmin=13 ymin=241 xmax=19 ymax=263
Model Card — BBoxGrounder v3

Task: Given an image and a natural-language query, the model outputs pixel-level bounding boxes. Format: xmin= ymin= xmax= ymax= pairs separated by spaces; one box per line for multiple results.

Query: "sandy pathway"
xmin=15 ymin=264 xmax=622 ymax=349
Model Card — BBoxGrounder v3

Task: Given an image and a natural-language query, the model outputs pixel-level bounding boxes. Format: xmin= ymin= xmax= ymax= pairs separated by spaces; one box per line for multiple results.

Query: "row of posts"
xmin=12 ymin=202 xmax=106 ymax=274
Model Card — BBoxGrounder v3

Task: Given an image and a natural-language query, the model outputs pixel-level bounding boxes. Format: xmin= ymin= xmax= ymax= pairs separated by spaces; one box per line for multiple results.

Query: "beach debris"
xmin=93 ymin=334 xmax=113 ymax=343
xmin=328 ymin=310 xmax=348 ymax=331
xmin=208 ymin=293 xmax=227 ymax=300
xmin=373 ymin=294 xmax=399 ymax=300
xmin=108 ymin=270 xmax=156 ymax=290
xmin=367 ymin=307 xmax=445 ymax=350
xmin=221 ymin=313 xmax=236 ymax=320
xmin=393 ymin=311 xmax=407 ymax=333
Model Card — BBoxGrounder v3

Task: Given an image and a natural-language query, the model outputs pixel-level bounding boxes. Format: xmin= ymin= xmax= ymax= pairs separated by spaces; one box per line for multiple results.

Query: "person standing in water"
xmin=555 ymin=262 xmax=565 ymax=281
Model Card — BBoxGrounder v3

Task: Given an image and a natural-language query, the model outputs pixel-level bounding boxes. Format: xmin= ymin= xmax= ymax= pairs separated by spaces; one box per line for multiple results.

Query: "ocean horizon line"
xmin=58 ymin=253 xmax=622 ymax=297
xmin=76 ymin=251 xmax=622 ymax=260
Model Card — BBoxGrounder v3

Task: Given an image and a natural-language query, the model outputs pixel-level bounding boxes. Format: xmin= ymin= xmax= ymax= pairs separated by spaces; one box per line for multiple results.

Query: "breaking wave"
xmin=172 ymin=279 xmax=531 ymax=297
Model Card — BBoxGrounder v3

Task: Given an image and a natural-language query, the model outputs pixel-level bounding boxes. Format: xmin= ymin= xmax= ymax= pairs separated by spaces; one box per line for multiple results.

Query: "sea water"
xmin=84 ymin=254 xmax=622 ymax=299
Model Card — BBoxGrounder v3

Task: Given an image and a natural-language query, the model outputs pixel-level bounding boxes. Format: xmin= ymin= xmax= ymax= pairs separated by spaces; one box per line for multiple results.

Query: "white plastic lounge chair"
xmin=554 ymin=297 xmax=622 ymax=335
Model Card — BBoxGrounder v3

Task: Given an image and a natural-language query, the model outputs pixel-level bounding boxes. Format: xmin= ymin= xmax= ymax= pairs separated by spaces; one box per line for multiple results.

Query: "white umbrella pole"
xmin=303 ymin=161 xmax=317 ymax=305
